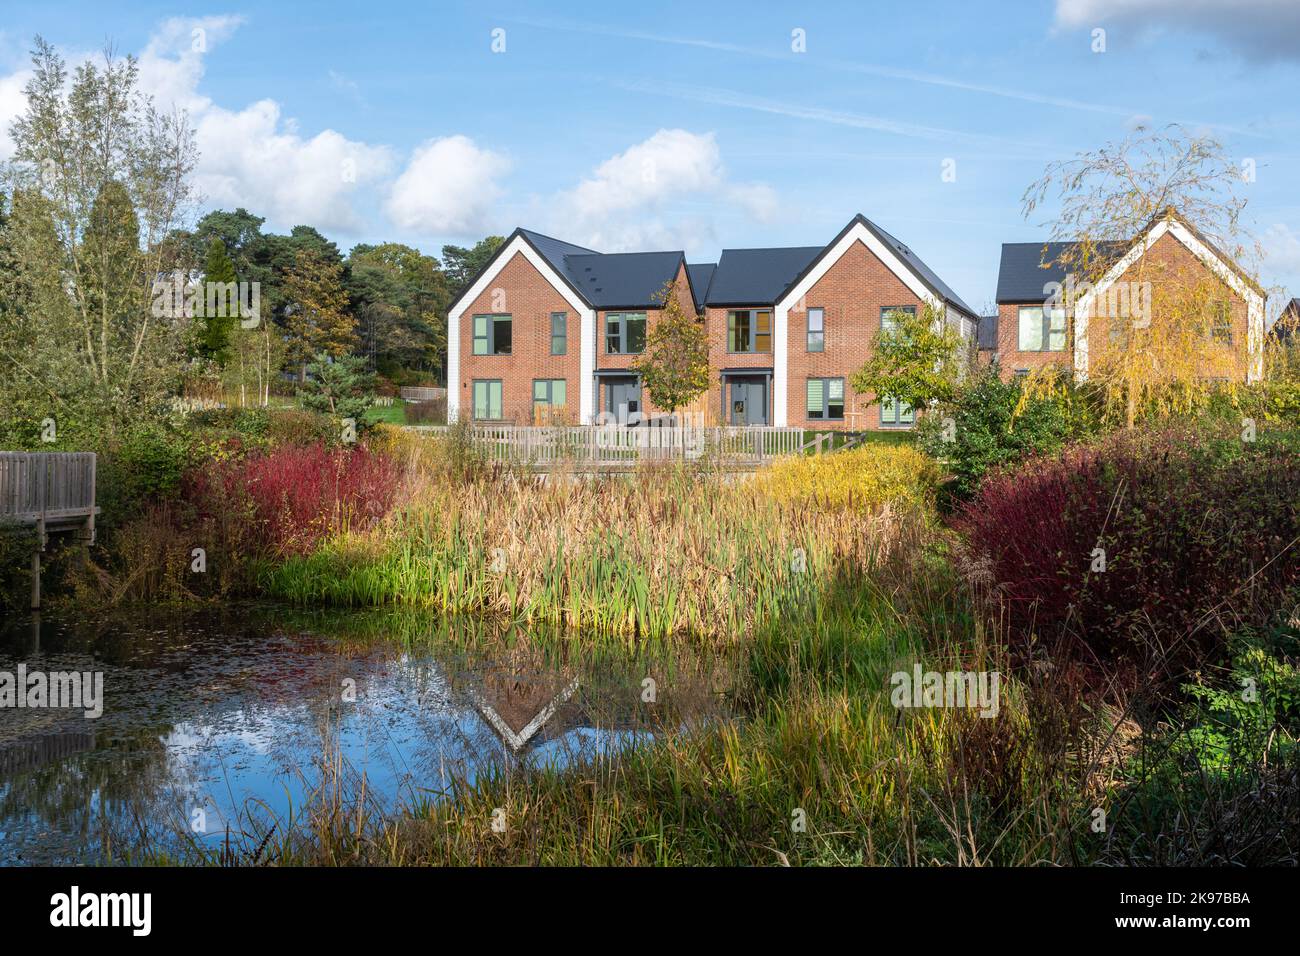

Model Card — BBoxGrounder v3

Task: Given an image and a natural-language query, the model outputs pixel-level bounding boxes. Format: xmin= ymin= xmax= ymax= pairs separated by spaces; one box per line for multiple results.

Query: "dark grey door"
xmin=728 ymin=378 xmax=767 ymax=425
xmin=607 ymin=378 xmax=642 ymax=425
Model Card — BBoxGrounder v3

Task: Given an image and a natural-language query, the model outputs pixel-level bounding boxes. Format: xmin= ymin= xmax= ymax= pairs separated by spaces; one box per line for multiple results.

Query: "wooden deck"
xmin=0 ymin=452 xmax=99 ymax=610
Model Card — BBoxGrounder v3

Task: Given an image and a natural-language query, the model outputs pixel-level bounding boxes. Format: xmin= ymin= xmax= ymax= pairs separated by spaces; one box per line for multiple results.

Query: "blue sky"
xmin=2 ymin=0 xmax=1298 ymax=313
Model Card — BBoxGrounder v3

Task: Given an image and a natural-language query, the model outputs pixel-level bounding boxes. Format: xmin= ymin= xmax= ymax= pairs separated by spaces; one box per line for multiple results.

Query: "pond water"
xmin=0 ymin=605 xmax=732 ymax=865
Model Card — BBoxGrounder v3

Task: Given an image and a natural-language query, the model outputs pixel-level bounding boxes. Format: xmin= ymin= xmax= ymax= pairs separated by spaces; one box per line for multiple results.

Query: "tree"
xmin=298 ymin=352 xmax=375 ymax=422
xmin=442 ymin=236 xmax=504 ymax=296
xmin=1022 ymin=124 xmax=1257 ymax=427
xmin=346 ymin=242 xmax=448 ymax=379
xmin=850 ymin=303 xmax=964 ymax=417
xmin=632 ymin=281 xmax=710 ymax=420
xmin=196 ymin=238 xmax=238 ymax=367
xmin=2 ymin=37 xmax=197 ymax=433
xmin=282 ymin=247 xmax=357 ymax=380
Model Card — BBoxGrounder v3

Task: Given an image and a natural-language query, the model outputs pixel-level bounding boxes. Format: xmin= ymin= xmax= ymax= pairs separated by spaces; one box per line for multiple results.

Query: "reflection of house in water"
xmin=0 ymin=729 xmax=97 ymax=776
xmin=464 ymin=662 xmax=665 ymax=756
xmin=470 ymin=671 xmax=582 ymax=752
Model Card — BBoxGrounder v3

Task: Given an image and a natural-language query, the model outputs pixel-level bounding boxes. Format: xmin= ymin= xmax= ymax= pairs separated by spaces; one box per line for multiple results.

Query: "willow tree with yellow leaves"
xmin=1022 ymin=124 xmax=1263 ymax=428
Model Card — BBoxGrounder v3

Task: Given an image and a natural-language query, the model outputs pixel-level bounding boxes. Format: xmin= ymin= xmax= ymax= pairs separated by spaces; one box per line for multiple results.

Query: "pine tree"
xmin=283 ymin=247 xmax=357 ymax=380
xmin=197 ymin=237 xmax=238 ymax=367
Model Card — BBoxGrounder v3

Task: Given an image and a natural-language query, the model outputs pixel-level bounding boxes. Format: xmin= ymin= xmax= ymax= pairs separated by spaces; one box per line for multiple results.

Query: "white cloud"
xmin=552 ymin=129 xmax=777 ymax=251
xmin=0 ymin=67 xmax=29 ymax=161
xmin=1263 ymin=222 xmax=1300 ymax=277
xmin=384 ymin=135 xmax=512 ymax=235
xmin=1055 ymin=0 xmax=1300 ymax=60
xmin=1 ymin=16 xmax=393 ymax=233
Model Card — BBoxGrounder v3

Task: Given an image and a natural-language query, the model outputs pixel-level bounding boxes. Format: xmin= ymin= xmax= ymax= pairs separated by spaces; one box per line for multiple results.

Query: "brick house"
xmin=985 ymin=209 xmax=1266 ymax=382
xmin=447 ymin=215 xmax=977 ymax=430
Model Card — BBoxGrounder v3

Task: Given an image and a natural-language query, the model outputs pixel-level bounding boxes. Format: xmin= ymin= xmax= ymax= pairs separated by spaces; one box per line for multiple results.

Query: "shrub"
xmin=957 ymin=428 xmax=1300 ymax=674
xmin=406 ymin=397 xmax=446 ymax=425
xmin=915 ymin=364 xmax=1099 ymax=507
xmin=749 ymin=443 xmax=940 ymax=514
xmin=190 ymin=443 xmax=400 ymax=558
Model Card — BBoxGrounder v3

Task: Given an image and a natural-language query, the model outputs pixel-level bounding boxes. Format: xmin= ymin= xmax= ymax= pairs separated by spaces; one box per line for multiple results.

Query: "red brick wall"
xmin=995 ymin=302 xmax=1072 ymax=378
xmin=595 ymin=263 xmax=709 ymax=421
xmin=457 ymin=251 xmax=581 ymax=423
xmin=785 ymin=239 xmax=924 ymax=431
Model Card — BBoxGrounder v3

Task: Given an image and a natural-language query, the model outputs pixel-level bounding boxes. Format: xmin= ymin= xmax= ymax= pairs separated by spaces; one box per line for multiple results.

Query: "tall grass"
xmin=263 ymin=457 xmax=933 ymax=645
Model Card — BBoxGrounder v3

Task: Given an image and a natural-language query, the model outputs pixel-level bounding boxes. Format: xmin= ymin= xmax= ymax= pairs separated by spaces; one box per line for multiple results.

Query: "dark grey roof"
xmin=863 ymin=218 xmax=977 ymax=318
xmin=686 ymin=263 xmax=715 ymax=311
xmin=565 ymin=251 xmax=684 ymax=309
xmin=705 ymin=246 xmax=823 ymax=306
xmin=977 ymin=314 xmax=999 ymax=350
xmin=997 ymin=239 xmax=1137 ymax=303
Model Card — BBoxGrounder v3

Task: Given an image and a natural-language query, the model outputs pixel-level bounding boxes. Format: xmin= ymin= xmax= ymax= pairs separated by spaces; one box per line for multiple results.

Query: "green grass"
xmin=365 ymin=402 xmax=407 ymax=425
xmin=800 ymin=429 xmax=914 ymax=453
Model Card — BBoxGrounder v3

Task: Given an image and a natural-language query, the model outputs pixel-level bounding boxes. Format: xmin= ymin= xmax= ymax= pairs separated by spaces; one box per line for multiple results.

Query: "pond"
xmin=0 ymin=605 xmax=734 ymax=865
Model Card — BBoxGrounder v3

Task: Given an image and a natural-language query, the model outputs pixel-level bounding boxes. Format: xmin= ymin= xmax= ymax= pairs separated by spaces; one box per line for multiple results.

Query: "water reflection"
xmin=0 ymin=606 xmax=732 ymax=865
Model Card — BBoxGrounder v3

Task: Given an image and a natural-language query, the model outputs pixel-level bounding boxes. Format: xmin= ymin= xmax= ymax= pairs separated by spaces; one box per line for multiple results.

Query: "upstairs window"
xmin=551 ymin=312 xmax=567 ymax=355
xmin=1017 ymin=306 xmax=1066 ymax=352
xmin=807 ymin=308 xmax=825 ymax=352
xmin=728 ymin=309 xmax=772 ymax=353
xmin=880 ymin=306 xmax=917 ymax=342
xmin=472 ymin=314 xmax=512 ymax=355
xmin=1210 ymin=301 xmax=1233 ymax=344
xmin=606 ymin=312 xmax=646 ymax=354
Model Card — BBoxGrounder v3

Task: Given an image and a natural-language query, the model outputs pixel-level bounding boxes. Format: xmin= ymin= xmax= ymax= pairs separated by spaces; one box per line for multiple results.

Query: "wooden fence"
xmin=407 ymin=424 xmax=809 ymax=468
xmin=399 ymin=386 xmax=447 ymax=403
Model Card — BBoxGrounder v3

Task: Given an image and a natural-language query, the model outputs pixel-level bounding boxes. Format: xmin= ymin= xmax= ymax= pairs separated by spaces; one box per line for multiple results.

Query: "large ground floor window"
xmin=806 ymin=377 xmax=844 ymax=421
xmin=472 ymin=379 xmax=502 ymax=420
xmin=533 ymin=379 xmax=567 ymax=420
xmin=880 ymin=396 xmax=914 ymax=428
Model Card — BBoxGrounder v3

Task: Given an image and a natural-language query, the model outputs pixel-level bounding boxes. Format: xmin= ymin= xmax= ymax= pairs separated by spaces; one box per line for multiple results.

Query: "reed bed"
xmin=263 ymin=459 xmax=932 ymax=645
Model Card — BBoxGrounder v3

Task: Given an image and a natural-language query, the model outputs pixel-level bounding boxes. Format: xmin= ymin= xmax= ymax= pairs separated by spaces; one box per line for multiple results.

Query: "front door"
xmin=606 ymin=378 xmax=642 ymax=425
xmin=728 ymin=377 xmax=768 ymax=425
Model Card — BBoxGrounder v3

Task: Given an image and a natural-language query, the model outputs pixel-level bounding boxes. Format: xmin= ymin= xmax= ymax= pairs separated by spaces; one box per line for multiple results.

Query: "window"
xmin=551 ymin=312 xmax=567 ymax=355
xmin=881 ymin=306 xmax=917 ymax=341
xmin=472 ymin=314 xmax=512 ymax=355
xmin=807 ymin=308 xmax=825 ymax=352
xmin=532 ymin=378 xmax=567 ymax=410
xmin=471 ymin=379 xmax=502 ymax=420
xmin=1210 ymin=301 xmax=1233 ymax=344
xmin=1016 ymin=306 xmax=1066 ymax=352
xmin=606 ymin=312 xmax=646 ymax=354
xmin=881 ymin=396 xmax=915 ymax=428
xmin=728 ymin=309 xmax=772 ymax=353
xmin=806 ymin=377 xmax=845 ymax=421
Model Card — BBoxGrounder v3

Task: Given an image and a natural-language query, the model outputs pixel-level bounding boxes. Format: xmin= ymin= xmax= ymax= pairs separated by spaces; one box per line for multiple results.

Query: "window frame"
xmin=806 ymin=376 xmax=845 ymax=421
xmin=1016 ymin=305 xmax=1067 ymax=353
xmin=471 ymin=379 xmax=503 ymax=421
xmin=550 ymin=312 xmax=567 ymax=355
xmin=605 ymin=312 xmax=647 ymax=355
xmin=472 ymin=313 xmax=512 ymax=356
xmin=807 ymin=307 xmax=825 ymax=352
xmin=728 ymin=309 xmax=773 ymax=354
xmin=880 ymin=305 xmax=917 ymax=342
xmin=532 ymin=378 xmax=567 ymax=410
xmin=880 ymin=395 xmax=915 ymax=428
xmin=1210 ymin=301 xmax=1233 ymax=345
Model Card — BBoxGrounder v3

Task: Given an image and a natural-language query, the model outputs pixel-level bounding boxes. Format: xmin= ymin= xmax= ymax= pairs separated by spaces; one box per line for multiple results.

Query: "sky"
xmin=1 ymin=0 xmax=1298 ymax=315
